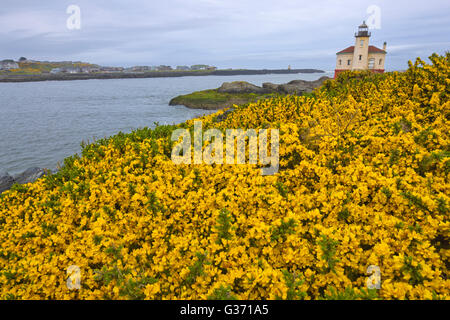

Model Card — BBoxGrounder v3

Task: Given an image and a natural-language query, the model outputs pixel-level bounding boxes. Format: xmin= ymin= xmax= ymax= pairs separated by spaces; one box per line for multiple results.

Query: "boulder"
xmin=293 ymin=76 xmax=329 ymax=85
xmin=14 ymin=167 xmax=47 ymax=185
xmin=278 ymin=83 xmax=309 ymax=95
xmin=0 ymin=172 xmax=15 ymax=193
xmin=217 ymin=81 xmax=267 ymax=94
xmin=276 ymin=76 xmax=331 ymax=94
xmin=262 ymin=82 xmax=280 ymax=92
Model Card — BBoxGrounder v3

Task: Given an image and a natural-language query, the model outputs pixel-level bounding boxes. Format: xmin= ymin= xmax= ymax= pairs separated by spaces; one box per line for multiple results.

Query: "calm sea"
xmin=0 ymin=72 xmax=332 ymax=175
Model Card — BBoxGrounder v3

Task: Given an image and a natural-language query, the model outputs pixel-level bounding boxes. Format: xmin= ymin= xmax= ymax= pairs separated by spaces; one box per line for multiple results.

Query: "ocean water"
xmin=0 ymin=72 xmax=332 ymax=175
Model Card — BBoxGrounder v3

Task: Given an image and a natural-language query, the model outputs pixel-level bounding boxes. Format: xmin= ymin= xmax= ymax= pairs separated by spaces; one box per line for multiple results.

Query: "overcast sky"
xmin=0 ymin=0 xmax=449 ymax=71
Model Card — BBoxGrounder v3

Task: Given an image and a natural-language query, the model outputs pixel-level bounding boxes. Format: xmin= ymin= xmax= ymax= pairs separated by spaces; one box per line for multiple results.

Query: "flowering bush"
xmin=0 ymin=53 xmax=449 ymax=300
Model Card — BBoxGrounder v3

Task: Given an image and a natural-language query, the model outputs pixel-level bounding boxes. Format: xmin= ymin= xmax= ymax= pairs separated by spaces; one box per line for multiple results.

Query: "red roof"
xmin=336 ymin=45 xmax=386 ymax=54
xmin=368 ymin=45 xmax=387 ymax=53
xmin=336 ymin=46 xmax=355 ymax=54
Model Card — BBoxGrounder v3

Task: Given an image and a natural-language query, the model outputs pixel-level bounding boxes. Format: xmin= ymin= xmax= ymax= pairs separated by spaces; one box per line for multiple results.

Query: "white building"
xmin=0 ymin=60 xmax=19 ymax=70
xmin=334 ymin=22 xmax=387 ymax=78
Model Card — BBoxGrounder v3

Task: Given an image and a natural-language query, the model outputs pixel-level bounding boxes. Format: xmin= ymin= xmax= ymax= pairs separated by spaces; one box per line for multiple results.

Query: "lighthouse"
xmin=334 ymin=21 xmax=387 ymax=78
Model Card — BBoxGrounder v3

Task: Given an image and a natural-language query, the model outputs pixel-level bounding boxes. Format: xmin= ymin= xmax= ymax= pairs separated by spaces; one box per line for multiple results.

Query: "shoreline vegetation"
xmin=0 ymin=68 xmax=325 ymax=83
xmin=169 ymin=76 xmax=330 ymax=109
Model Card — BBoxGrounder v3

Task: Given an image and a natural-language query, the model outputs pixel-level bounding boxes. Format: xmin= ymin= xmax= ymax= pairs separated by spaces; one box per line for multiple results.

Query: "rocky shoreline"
xmin=170 ymin=76 xmax=330 ymax=109
xmin=0 ymin=68 xmax=324 ymax=83
xmin=260 ymin=76 xmax=331 ymax=94
xmin=0 ymin=167 xmax=50 ymax=193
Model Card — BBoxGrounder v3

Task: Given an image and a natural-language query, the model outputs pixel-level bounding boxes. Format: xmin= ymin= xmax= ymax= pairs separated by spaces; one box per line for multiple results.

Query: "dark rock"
xmin=14 ymin=167 xmax=47 ymax=185
xmin=278 ymin=83 xmax=308 ymax=95
xmin=264 ymin=76 xmax=331 ymax=95
xmin=217 ymin=81 xmax=268 ymax=94
xmin=278 ymin=76 xmax=331 ymax=94
xmin=0 ymin=172 xmax=15 ymax=193
xmin=262 ymin=82 xmax=280 ymax=92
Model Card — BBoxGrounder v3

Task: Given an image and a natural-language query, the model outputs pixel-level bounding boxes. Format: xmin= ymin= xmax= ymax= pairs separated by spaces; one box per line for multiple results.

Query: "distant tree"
xmin=19 ymin=57 xmax=27 ymax=62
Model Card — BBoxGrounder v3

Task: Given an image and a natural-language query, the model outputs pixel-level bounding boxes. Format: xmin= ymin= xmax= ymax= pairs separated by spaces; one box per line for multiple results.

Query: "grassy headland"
xmin=168 ymin=77 xmax=328 ymax=109
xmin=169 ymin=89 xmax=276 ymax=110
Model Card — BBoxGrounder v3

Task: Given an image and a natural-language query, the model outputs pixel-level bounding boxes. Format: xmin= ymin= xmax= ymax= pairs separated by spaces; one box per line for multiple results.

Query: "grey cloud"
xmin=0 ymin=0 xmax=448 ymax=70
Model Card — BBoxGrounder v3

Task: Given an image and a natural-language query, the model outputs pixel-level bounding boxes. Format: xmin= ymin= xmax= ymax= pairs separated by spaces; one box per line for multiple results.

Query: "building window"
xmin=369 ymin=58 xmax=375 ymax=69
xmin=359 ymin=55 xmax=362 ymax=60
xmin=339 ymin=59 xmax=341 ymax=65
xmin=379 ymin=59 xmax=383 ymax=65
xmin=360 ymin=40 xmax=364 ymax=47
xmin=347 ymin=59 xmax=351 ymax=65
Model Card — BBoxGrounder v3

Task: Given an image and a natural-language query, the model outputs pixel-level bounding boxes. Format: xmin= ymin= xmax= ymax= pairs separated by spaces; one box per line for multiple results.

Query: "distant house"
xmin=85 ymin=66 xmax=100 ymax=73
xmin=156 ymin=65 xmax=173 ymax=71
xmin=79 ymin=66 xmax=99 ymax=73
xmin=50 ymin=66 xmax=87 ymax=74
xmin=0 ymin=59 xmax=19 ymax=70
xmin=176 ymin=66 xmax=190 ymax=71
xmin=190 ymin=64 xmax=217 ymax=71
xmin=50 ymin=68 xmax=62 ymax=74
xmin=129 ymin=66 xmax=151 ymax=72
xmin=100 ymin=66 xmax=124 ymax=73
xmin=190 ymin=64 xmax=209 ymax=71
xmin=64 ymin=67 xmax=80 ymax=74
